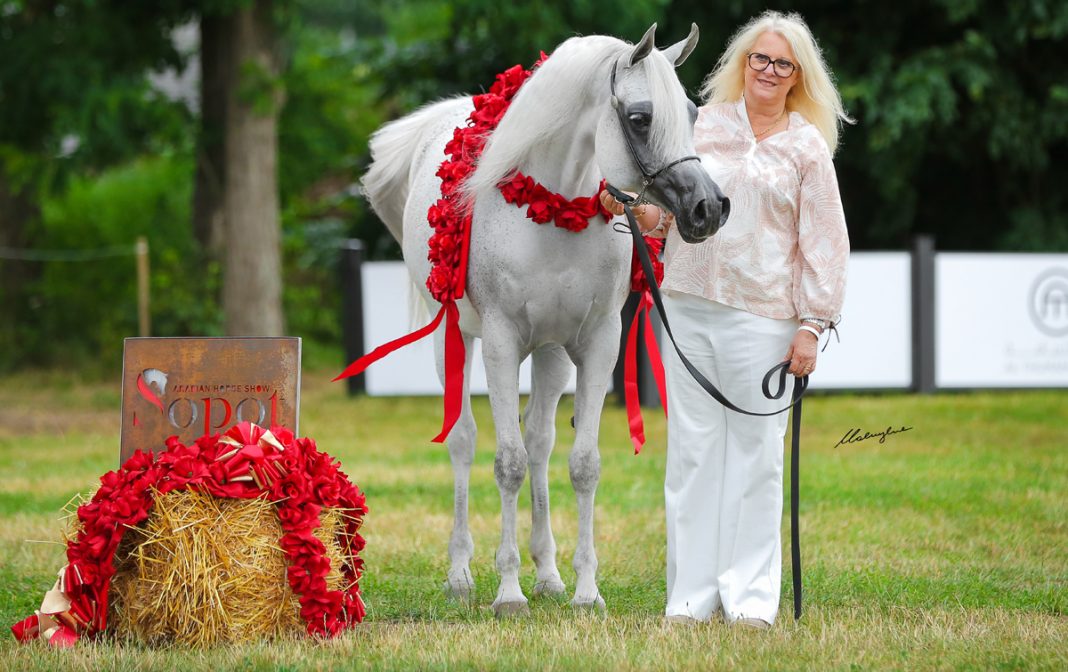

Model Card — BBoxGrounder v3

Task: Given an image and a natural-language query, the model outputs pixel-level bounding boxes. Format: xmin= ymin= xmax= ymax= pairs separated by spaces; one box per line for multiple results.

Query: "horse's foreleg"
xmin=566 ymin=326 xmax=619 ymax=610
xmin=437 ymin=330 xmax=478 ymax=602
xmin=482 ymin=318 xmax=530 ymax=617
xmin=525 ymin=344 xmax=571 ymax=598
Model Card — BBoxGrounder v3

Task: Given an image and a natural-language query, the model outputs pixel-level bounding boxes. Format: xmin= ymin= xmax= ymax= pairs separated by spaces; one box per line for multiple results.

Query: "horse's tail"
xmin=361 ymin=97 xmax=470 ymax=244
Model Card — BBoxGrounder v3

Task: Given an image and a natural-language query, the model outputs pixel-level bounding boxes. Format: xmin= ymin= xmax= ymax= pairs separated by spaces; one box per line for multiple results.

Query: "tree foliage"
xmin=2 ymin=0 xmax=1066 ymax=372
xmin=351 ymin=0 xmax=1068 ymax=252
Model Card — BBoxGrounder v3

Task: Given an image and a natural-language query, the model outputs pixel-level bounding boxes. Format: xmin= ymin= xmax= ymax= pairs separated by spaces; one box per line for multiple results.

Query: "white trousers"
xmin=663 ymin=291 xmax=796 ymax=624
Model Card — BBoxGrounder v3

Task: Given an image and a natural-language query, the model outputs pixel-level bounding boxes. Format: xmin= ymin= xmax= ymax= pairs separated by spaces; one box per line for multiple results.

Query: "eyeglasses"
xmin=747 ymin=52 xmax=797 ymax=78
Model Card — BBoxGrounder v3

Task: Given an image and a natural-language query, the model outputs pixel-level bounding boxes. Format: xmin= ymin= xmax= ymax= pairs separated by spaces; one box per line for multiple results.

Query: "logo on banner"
xmin=1029 ymin=268 xmax=1068 ymax=337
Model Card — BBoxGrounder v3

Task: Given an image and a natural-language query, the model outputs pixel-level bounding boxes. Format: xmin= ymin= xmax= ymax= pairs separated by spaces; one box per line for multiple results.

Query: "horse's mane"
xmin=462 ymin=35 xmax=690 ymax=202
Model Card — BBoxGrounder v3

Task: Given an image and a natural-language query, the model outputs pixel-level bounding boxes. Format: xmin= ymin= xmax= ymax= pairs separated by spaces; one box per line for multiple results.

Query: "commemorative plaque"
xmin=119 ymin=337 xmax=301 ymax=464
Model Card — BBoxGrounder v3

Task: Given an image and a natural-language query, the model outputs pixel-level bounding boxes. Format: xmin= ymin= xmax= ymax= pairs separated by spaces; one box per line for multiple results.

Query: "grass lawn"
xmin=0 ymin=369 xmax=1065 ymax=670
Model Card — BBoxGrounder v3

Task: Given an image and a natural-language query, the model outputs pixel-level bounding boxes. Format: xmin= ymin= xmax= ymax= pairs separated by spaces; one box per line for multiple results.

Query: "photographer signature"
xmin=834 ymin=425 xmax=913 ymax=448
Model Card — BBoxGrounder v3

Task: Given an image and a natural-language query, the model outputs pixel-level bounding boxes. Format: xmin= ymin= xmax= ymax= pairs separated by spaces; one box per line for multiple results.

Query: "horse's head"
xmin=596 ymin=24 xmax=729 ymax=244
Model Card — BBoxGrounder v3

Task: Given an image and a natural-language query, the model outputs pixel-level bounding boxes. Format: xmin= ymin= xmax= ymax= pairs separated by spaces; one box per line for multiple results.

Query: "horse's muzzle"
xmin=655 ymin=165 xmax=729 ymax=244
xmin=679 ymin=194 xmax=729 ymax=243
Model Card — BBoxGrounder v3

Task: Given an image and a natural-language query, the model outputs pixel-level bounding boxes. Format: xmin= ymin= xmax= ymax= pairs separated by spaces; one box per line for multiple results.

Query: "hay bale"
xmin=105 ymin=489 xmax=353 ymax=646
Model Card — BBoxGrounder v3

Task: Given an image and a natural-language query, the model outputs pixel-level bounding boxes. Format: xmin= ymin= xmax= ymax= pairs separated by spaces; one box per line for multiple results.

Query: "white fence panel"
xmin=808 ymin=252 xmax=912 ymax=390
xmin=936 ymin=254 xmax=1068 ymax=387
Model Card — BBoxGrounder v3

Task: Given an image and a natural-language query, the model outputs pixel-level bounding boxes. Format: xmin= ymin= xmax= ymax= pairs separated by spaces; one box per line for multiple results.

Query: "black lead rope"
xmin=607 ymin=183 xmax=805 ymax=620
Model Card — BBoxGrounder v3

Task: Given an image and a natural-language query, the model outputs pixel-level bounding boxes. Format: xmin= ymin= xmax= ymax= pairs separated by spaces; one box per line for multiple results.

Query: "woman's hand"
xmin=598 ymin=190 xmax=669 ymax=235
xmin=784 ymin=328 xmax=818 ymax=377
xmin=599 ymin=189 xmax=627 ymax=217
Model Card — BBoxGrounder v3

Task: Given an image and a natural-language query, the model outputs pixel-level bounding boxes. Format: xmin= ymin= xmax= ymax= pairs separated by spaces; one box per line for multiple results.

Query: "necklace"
xmin=753 ymin=109 xmax=786 ymax=138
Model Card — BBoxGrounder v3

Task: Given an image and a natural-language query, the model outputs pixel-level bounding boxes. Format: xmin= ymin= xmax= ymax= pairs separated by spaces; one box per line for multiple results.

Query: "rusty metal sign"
xmin=119 ymin=337 xmax=301 ymax=465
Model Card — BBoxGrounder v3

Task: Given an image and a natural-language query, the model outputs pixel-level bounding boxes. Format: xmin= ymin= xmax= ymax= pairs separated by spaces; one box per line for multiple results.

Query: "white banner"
xmin=808 ymin=252 xmax=912 ymax=390
xmin=936 ymin=254 xmax=1068 ymax=387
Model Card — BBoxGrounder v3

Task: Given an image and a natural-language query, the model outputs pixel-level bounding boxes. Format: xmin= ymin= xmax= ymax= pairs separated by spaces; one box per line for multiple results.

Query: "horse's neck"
xmin=517 ymin=105 xmax=603 ymax=199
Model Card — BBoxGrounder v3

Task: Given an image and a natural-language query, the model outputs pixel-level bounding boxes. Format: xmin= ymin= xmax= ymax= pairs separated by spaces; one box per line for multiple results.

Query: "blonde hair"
xmin=699 ymin=11 xmax=853 ymax=154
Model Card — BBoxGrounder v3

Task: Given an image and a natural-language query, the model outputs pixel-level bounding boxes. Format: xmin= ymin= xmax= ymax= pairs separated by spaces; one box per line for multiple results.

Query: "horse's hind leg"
xmin=481 ymin=316 xmax=531 ymax=617
xmin=565 ymin=321 xmax=620 ymax=610
xmin=436 ymin=329 xmax=478 ymax=602
xmin=525 ymin=344 xmax=571 ymax=598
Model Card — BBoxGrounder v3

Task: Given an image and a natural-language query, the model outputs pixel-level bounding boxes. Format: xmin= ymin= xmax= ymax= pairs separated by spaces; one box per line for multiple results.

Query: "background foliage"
xmin=1 ymin=0 xmax=1066 ymax=372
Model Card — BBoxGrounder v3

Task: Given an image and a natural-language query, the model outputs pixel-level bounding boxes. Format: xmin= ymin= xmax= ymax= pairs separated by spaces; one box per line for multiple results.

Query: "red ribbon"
xmin=333 ymin=305 xmax=447 ymax=383
xmin=432 ymin=302 xmax=465 ymax=443
xmin=642 ymin=292 xmax=668 ymax=417
xmin=10 ymin=614 xmax=39 ymax=642
xmin=49 ymin=625 xmax=78 ymax=648
xmin=334 ymin=301 xmax=466 ymax=444
xmin=623 ymin=291 xmax=668 ymax=454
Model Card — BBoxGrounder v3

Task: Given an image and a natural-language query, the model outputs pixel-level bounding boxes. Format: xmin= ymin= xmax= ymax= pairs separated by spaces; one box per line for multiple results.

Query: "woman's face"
xmin=743 ymin=31 xmax=799 ymax=109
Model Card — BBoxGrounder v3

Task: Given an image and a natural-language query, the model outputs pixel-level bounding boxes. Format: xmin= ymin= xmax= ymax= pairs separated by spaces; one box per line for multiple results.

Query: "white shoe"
xmin=734 ymin=617 xmax=771 ymax=630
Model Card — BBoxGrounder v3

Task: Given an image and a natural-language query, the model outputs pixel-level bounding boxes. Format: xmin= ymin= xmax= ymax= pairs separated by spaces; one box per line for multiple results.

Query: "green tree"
xmin=0 ymin=0 xmax=194 ymax=370
xmin=350 ymin=0 xmax=1068 ymax=253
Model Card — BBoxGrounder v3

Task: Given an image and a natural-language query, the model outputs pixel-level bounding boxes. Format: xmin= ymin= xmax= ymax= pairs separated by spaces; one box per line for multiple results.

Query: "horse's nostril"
xmin=720 ymin=197 xmax=731 ymax=224
xmin=693 ymin=199 xmax=711 ymax=223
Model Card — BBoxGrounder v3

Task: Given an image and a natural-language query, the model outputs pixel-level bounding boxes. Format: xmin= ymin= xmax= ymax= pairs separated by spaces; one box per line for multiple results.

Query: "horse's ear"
xmin=662 ymin=23 xmax=700 ymax=68
xmin=629 ymin=23 xmax=657 ymax=67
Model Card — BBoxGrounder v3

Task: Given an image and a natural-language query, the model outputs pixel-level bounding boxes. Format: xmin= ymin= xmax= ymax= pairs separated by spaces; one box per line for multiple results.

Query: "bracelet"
xmin=652 ymin=208 xmax=673 ymax=234
xmin=798 ymin=325 xmax=821 ymax=339
xmin=801 ymin=317 xmax=828 ymax=329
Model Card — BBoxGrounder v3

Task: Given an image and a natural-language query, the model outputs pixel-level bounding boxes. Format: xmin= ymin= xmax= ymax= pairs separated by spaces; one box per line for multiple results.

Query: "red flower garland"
xmin=11 ymin=422 xmax=368 ymax=646
xmin=496 ymin=173 xmax=611 ymax=233
xmin=337 ymin=53 xmax=666 ymax=450
xmin=425 ymin=54 xmax=646 ymax=301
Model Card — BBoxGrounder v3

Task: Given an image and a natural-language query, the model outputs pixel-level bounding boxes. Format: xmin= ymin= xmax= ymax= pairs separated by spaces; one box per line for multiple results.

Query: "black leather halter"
xmin=608 ymin=57 xmax=702 ymax=205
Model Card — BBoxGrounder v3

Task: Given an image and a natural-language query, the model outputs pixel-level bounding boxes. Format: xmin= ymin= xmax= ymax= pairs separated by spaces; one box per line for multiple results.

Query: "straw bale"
xmin=103 ymin=489 xmax=355 ymax=645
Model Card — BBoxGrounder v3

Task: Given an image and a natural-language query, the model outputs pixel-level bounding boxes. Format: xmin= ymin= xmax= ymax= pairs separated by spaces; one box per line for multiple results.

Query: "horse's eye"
xmin=628 ymin=112 xmax=651 ymax=131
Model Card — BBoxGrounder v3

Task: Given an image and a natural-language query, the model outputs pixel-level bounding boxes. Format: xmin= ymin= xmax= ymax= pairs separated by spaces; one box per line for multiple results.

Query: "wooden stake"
xmin=136 ymin=237 xmax=151 ymax=337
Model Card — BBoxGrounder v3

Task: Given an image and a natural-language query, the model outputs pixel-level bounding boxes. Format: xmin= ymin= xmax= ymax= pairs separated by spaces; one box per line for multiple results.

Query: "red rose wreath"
xmin=336 ymin=55 xmax=666 ymax=452
xmin=11 ymin=422 xmax=368 ymax=646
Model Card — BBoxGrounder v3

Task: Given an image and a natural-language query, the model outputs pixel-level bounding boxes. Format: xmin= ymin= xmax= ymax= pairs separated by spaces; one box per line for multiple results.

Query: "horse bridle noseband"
xmin=608 ymin=57 xmax=701 ymax=206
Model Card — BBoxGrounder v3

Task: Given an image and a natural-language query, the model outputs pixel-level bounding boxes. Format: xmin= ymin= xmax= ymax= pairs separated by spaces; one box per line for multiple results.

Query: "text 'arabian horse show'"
xmin=356 ymin=25 xmax=728 ymax=616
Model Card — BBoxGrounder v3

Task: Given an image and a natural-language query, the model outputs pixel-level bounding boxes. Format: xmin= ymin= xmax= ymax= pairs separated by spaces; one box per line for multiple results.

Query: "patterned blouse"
xmin=661 ymin=98 xmax=849 ymax=323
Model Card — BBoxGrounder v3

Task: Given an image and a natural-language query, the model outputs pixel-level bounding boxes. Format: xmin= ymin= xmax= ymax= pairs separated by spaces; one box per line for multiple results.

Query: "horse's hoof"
xmin=444 ymin=578 xmax=475 ymax=603
xmin=533 ymin=578 xmax=567 ymax=598
xmin=492 ymin=599 xmax=531 ymax=618
xmin=570 ymin=593 xmax=606 ymax=611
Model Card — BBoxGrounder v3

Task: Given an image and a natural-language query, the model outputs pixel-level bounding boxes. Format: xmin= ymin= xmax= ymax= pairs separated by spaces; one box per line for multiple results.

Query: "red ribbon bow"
xmin=215 ymin=422 xmax=287 ymax=490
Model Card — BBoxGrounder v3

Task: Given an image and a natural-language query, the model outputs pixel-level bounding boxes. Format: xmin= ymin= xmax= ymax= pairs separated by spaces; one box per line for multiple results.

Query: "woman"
xmin=601 ymin=11 xmax=850 ymax=627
